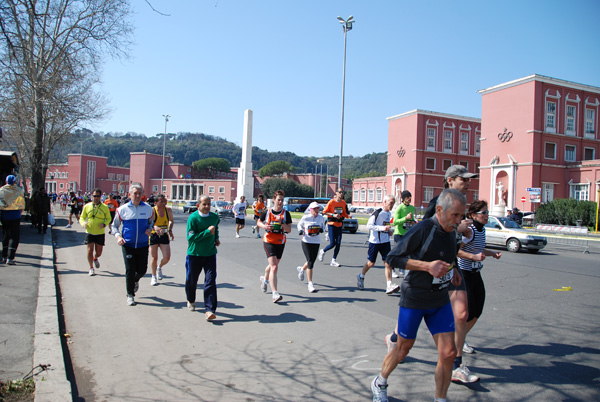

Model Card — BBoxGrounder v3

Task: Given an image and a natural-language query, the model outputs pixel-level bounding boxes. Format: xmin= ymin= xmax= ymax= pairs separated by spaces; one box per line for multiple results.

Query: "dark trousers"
xmin=122 ymin=245 xmax=149 ymax=296
xmin=1 ymin=218 xmax=21 ymax=260
xmin=301 ymin=242 xmax=320 ymax=269
xmin=36 ymin=213 xmax=48 ymax=233
xmin=185 ymin=254 xmax=217 ymax=313
xmin=323 ymin=225 xmax=343 ymax=258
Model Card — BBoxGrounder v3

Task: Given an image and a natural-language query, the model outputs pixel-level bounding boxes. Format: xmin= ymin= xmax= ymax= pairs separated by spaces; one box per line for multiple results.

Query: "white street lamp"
xmin=337 ymin=15 xmax=354 ymax=191
xmin=161 ymin=114 xmax=170 ymax=195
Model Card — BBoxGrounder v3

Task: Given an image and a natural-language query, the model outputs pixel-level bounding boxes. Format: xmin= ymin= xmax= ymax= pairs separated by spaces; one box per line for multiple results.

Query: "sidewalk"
xmin=0 ymin=217 xmax=71 ymax=401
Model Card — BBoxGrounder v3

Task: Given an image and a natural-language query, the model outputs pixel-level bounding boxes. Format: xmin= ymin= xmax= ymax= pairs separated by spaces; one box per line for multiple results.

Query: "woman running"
xmin=296 ymin=202 xmax=326 ymax=293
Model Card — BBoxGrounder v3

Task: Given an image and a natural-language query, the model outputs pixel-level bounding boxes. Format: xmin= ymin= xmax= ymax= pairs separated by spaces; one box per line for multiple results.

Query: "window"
xmin=125 ymin=175 xmax=129 ymax=181
xmin=162 ymin=185 xmax=166 ymax=192
xmin=586 ymin=108 xmax=596 ymax=134
xmin=424 ymin=187 xmax=434 ymax=203
xmin=565 ymin=145 xmax=576 ymax=162
xmin=228 ymin=173 xmax=232 ymax=177
xmin=444 ymin=130 xmax=453 ymax=152
xmin=442 ymin=159 xmax=452 ymax=171
xmin=376 ymin=188 xmax=383 ymax=202
xmin=570 ymin=184 xmax=589 ymax=201
xmin=566 ymin=105 xmax=576 ymax=134
xmin=108 ymin=173 xmax=115 ymax=180
xmin=59 ymin=183 xmax=64 ymax=189
xmin=368 ymin=189 xmax=374 ymax=202
xmin=459 ymin=161 xmax=468 ymax=169
xmin=546 ymin=101 xmax=556 ymax=131
xmin=117 ymin=174 xmax=123 ymax=181
xmin=473 ymin=191 xmax=479 ymax=201
xmin=353 ymin=190 xmax=359 ymax=202
xmin=360 ymin=188 xmax=366 ymax=202
xmin=208 ymin=186 xmax=215 ymax=194
xmin=112 ymin=184 xmax=117 ymax=191
xmin=460 ymin=132 xmax=468 ymax=153
xmin=543 ymin=183 xmax=554 ymax=203
xmin=475 ymin=134 xmax=481 ymax=155
xmin=153 ymin=185 xmax=158 ymax=192
xmin=544 ymin=142 xmax=556 ymax=159
xmin=425 ymin=157 xmax=436 ymax=171
xmin=218 ymin=186 xmax=225 ymax=194
xmin=584 ymin=147 xmax=595 ymax=160
xmin=427 ymin=128 xmax=436 ymax=151
xmin=475 ymin=163 xmax=480 ymax=173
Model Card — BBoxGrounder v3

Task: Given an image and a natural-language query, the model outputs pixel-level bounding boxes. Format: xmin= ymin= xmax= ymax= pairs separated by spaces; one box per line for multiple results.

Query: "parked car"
xmin=183 ymin=200 xmax=198 ymax=213
xmin=485 ymin=216 xmax=547 ymax=253
xmin=211 ymin=200 xmax=234 ymax=218
xmin=302 ymin=207 xmax=359 ymax=234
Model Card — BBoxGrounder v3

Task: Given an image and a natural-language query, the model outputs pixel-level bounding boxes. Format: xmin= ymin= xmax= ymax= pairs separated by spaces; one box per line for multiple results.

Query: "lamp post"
xmin=161 ymin=114 xmax=170 ymax=195
xmin=336 ymin=15 xmax=354 ymax=191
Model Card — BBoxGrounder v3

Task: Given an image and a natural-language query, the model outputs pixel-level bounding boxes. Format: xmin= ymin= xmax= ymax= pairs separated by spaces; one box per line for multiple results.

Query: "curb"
xmin=33 ymin=228 xmax=72 ymax=401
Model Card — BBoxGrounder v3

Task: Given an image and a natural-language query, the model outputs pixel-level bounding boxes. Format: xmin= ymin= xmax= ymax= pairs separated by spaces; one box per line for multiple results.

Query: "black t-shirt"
xmin=387 ymin=217 xmax=457 ymax=309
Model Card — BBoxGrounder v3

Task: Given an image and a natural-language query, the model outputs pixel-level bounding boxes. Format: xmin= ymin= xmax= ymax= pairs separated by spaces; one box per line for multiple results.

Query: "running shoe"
xmin=252 ymin=226 xmax=256 ymax=234
xmin=308 ymin=282 xmax=315 ymax=293
xmin=384 ymin=333 xmax=397 ymax=354
xmin=7 ymin=259 xmax=15 ymax=265
xmin=330 ymin=259 xmax=340 ymax=267
xmin=452 ymin=364 xmax=480 ymax=383
xmin=370 ymin=376 xmax=389 ymax=402
xmin=357 ymin=274 xmax=364 ymax=289
xmin=151 ymin=276 xmax=158 ymax=286
xmin=65 ymin=224 xmax=72 ymax=228
xmin=235 ymin=233 xmax=240 ymax=238
xmin=93 ymin=258 xmax=100 ymax=269
xmin=463 ymin=341 xmax=475 ymax=354
xmin=256 ymin=234 xmax=261 ymax=239
xmin=297 ymin=266 xmax=305 ymax=281
xmin=272 ymin=291 xmax=283 ymax=303
xmin=386 ymin=283 xmax=400 ymax=294
xmin=318 ymin=249 xmax=324 ymax=262
xmin=89 ymin=268 xmax=95 ymax=276
xmin=157 ymin=267 xmax=163 ymax=280
xmin=205 ymin=311 xmax=216 ymax=321
xmin=260 ymin=276 xmax=267 ymax=292
xmin=392 ymin=269 xmax=400 ymax=278
xmin=127 ymin=296 xmax=136 ymax=306
xmin=187 ymin=301 xmax=195 ymax=311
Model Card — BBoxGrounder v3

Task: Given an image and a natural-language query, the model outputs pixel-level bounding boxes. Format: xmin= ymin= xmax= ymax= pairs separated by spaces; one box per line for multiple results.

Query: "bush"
xmin=534 ymin=198 xmax=597 ymax=227
xmin=260 ymin=178 xmax=314 ymax=199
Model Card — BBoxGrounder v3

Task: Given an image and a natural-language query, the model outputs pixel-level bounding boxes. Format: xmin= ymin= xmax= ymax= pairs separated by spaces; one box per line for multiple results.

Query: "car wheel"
xmin=506 ymin=238 xmax=521 ymax=253
xmin=295 ymin=207 xmax=300 ymax=212
xmin=528 ymin=249 xmax=540 ymax=254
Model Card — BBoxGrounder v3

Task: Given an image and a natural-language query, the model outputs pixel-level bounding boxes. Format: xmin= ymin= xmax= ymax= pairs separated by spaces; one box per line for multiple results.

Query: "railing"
xmin=535 ymin=224 xmax=590 ymax=253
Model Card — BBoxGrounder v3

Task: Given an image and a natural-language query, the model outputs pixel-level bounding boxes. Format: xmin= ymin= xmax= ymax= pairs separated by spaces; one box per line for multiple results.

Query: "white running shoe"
xmin=187 ymin=301 xmax=195 ymax=311
xmin=157 ymin=267 xmax=163 ymax=280
xmin=88 ymin=268 xmax=95 ymax=276
xmin=391 ymin=269 xmax=400 ymax=278
xmin=318 ymin=249 xmax=324 ymax=262
xmin=371 ymin=376 xmax=389 ymax=402
xmin=260 ymin=276 xmax=267 ymax=293
xmin=272 ymin=291 xmax=283 ymax=303
xmin=127 ymin=296 xmax=136 ymax=306
xmin=297 ymin=266 xmax=305 ymax=281
xmin=65 ymin=224 xmax=72 ymax=228
xmin=386 ymin=283 xmax=400 ymax=294
xmin=151 ymin=276 xmax=158 ymax=286
xmin=330 ymin=259 xmax=340 ymax=267
xmin=308 ymin=282 xmax=315 ymax=293
xmin=252 ymin=226 xmax=256 ymax=234
xmin=235 ymin=233 xmax=240 ymax=238
xmin=463 ymin=341 xmax=475 ymax=354
xmin=452 ymin=363 xmax=480 ymax=383
xmin=357 ymin=274 xmax=364 ymax=289
xmin=93 ymin=258 xmax=100 ymax=269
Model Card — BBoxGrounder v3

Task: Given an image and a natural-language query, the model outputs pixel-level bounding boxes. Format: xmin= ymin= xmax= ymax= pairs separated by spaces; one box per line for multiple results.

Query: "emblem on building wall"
xmin=497 ymin=128 xmax=513 ymax=143
xmin=397 ymin=147 xmax=406 ymax=157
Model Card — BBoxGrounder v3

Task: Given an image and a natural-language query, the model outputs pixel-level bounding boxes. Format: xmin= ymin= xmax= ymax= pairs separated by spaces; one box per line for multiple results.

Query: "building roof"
xmin=386 ymin=109 xmax=481 ymax=123
xmin=478 ymin=74 xmax=600 ymax=95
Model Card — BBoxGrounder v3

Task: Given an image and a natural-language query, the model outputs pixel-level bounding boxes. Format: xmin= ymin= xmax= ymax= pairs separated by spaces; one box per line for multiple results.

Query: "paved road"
xmin=23 ymin=208 xmax=600 ymax=401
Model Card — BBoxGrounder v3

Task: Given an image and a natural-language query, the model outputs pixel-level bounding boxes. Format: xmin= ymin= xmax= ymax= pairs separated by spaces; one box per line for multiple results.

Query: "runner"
xmin=252 ymin=194 xmax=265 ymax=239
xmin=391 ymin=190 xmax=417 ymax=278
xmin=356 ymin=194 xmax=400 ymax=294
xmin=149 ymin=194 xmax=174 ymax=286
xmin=370 ymin=189 xmax=465 ymax=402
xmin=79 ymin=188 xmax=111 ymax=276
xmin=318 ymin=188 xmax=352 ymax=267
xmin=257 ymin=190 xmax=292 ymax=303
xmin=185 ymin=195 xmax=220 ymax=320
xmin=233 ymin=195 xmax=248 ymax=238
xmin=66 ymin=191 xmax=80 ymax=228
xmin=104 ymin=194 xmax=119 ymax=234
xmin=296 ymin=201 xmax=326 ymax=293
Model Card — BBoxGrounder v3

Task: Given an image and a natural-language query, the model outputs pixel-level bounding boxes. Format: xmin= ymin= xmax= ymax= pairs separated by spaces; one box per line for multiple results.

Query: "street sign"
xmin=526 ymin=187 xmax=541 ymax=192
xmin=521 ymin=196 xmax=526 ymax=202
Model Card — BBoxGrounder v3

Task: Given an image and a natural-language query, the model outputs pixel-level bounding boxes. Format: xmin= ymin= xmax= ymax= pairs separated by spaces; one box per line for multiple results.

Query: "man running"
xmin=318 ymin=188 xmax=352 ymax=267
xmin=391 ymin=190 xmax=417 ymax=278
xmin=80 ymin=188 xmax=111 ymax=276
xmin=233 ymin=195 xmax=248 ymax=238
xmin=252 ymin=194 xmax=265 ymax=239
xmin=149 ymin=194 xmax=174 ymax=286
xmin=356 ymin=194 xmax=400 ymax=294
xmin=370 ymin=189 xmax=465 ymax=402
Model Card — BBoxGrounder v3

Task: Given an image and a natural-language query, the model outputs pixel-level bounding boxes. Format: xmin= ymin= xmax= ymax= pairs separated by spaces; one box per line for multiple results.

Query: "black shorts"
xmin=150 ymin=233 xmax=170 ymax=245
xmin=235 ymin=218 xmax=245 ymax=225
xmin=85 ymin=233 xmax=105 ymax=246
xmin=263 ymin=242 xmax=285 ymax=259
xmin=70 ymin=207 xmax=80 ymax=215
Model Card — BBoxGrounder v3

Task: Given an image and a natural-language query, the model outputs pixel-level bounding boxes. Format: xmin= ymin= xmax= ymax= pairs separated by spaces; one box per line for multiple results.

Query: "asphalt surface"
xmin=2 ymin=207 xmax=600 ymax=401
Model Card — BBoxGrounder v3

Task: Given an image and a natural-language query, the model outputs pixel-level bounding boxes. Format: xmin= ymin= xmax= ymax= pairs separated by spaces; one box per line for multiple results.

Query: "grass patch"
xmin=0 ymin=378 xmax=35 ymax=402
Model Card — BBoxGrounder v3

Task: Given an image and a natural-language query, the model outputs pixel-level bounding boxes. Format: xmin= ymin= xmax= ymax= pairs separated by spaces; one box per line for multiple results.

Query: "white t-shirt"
xmin=367 ymin=209 xmax=393 ymax=244
xmin=297 ymin=214 xmax=326 ymax=244
xmin=234 ymin=201 xmax=247 ymax=218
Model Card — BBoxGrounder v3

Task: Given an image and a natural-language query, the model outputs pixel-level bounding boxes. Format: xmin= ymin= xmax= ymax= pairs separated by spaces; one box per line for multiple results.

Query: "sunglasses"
xmin=93 ymin=195 xmax=101 ymax=197
xmin=474 ymin=210 xmax=489 ymax=215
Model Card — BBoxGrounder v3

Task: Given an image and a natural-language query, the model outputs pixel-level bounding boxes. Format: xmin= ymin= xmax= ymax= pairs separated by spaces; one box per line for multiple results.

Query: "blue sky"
xmin=93 ymin=0 xmax=600 ymax=158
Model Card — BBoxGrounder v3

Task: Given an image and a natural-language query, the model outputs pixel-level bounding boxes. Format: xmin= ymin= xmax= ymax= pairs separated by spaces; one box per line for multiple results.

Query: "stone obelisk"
xmin=237 ymin=109 xmax=254 ymax=202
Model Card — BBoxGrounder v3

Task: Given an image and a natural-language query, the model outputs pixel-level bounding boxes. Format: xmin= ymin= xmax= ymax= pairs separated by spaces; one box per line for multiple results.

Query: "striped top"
xmin=458 ymin=224 xmax=486 ymax=272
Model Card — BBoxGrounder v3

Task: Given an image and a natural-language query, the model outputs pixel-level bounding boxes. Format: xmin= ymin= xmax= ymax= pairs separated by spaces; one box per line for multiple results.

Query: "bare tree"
xmin=0 ymin=0 xmax=133 ymax=192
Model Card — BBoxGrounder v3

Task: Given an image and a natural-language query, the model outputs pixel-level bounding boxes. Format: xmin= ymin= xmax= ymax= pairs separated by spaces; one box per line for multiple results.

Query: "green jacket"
xmin=80 ymin=202 xmax=111 ymax=235
xmin=187 ymin=211 xmax=220 ymax=257
xmin=392 ymin=203 xmax=416 ymax=236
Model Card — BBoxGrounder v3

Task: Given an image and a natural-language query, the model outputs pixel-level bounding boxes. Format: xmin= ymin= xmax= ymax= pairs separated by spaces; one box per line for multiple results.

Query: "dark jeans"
xmin=33 ymin=213 xmax=48 ymax=233
xmin=121 ymin=245 xmax=149 ymax=296
xmin=185 ymin=254 xmax=217 ymax=313
xmin=1 ymin=218 xmax=21 ymax=260
xmin=323 ymin=225 xmax=343 ymax=259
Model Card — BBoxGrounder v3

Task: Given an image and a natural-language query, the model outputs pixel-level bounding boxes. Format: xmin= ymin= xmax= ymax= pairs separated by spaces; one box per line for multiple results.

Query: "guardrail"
xmin=535 ymin=224 xmax=590 ymax=253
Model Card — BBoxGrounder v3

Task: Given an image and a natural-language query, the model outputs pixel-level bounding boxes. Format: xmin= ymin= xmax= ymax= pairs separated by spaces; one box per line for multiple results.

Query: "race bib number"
xmin=432 ymin=263 xmax=454 ymax=290
xmin=334 ymin=207 xmax=343 ymax=214
xmin=307 ymin=224 xmax=321 ymax=236
xmin=271 ymin=220 xmax=283 ymax=234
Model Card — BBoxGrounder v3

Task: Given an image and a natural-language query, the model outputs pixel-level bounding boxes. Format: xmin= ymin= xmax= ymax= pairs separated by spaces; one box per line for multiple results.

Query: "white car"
xmin=485 ymin=216 xmax=547 ymax=253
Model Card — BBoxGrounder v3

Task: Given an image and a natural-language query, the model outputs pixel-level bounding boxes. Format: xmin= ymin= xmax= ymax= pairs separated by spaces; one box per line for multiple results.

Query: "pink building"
xmin=479 ymin=74 xmax=600 ymax=212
